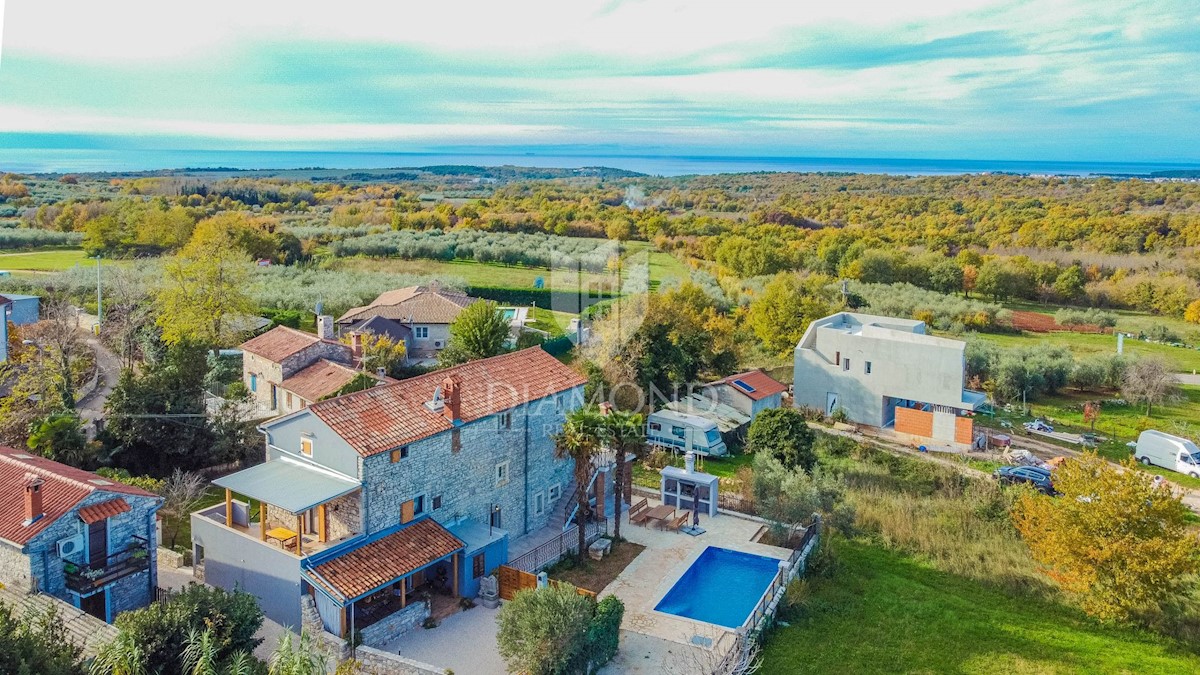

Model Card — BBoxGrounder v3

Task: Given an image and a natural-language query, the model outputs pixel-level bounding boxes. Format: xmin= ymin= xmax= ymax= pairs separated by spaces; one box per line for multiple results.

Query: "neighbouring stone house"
xmin=191 ymin=347 xmax=586 ymax=645
xmin=337 ymin=285 xmax=478 ymax=360
xmin=793 ymin=312 xmax=987 ymax=446
xmin=0 ymin=447 xmax=162 ymax=623
xmin=241 ymin=325 xmax=363 ymax=416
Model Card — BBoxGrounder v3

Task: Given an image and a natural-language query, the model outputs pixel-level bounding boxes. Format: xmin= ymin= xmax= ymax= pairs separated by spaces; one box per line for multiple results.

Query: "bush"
xmin=329 ymin=229 xmax=620 ymax=273
xmin=497 ymin=585 xmax=595 ymax=675
xmin=0 ymin=604 xmax=83 ymax=675
xmin=748 ymin=408 xmax=817 ymax=472
xmin=585 ymin=596 xmax=624 ymax=671
xmin=850 ymin=281 xmax=1006 ymax=332
xmin=0 ymin=228 xmax=83 ymax=249
xmin=1054 ymin=307 xmax=1117 ymax=328
xmin=112 ymin=583 xmax=263 ymax=675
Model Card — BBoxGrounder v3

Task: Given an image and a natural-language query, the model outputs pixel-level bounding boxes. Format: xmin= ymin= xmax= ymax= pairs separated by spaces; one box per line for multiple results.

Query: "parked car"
xmin=994 ymin=465 xmax=1056 ymax=494
xmin=1132 ymin=430 xmax=1200 ymax=478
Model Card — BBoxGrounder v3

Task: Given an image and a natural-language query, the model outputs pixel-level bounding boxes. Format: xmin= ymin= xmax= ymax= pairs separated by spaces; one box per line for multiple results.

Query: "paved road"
xmin=1176 ymin=373 xmax=1200 ymax=386
xmin=73 ymin=312 xmax=121 ymax=438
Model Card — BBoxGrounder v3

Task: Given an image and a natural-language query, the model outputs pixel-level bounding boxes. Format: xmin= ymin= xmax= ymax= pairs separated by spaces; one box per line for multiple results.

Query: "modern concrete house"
xmin=337 ymin=285 xmax=478 ymax=361
xmin=0 ymin=448 xmax=162 ymax=623
xmin=192 ymin=347 xmax=586 ymax=645
xmin=793 ymin=312 xmax=987 ymax=446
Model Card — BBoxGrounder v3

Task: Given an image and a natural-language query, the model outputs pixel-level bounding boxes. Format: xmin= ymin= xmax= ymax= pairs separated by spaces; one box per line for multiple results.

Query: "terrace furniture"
xmin=264 ymin=526 xmax=298 ymax=550
xmin=643 ymin=505 xmax=675 ymax=528
xmin=627 ymin=498 xmax=649 ymax=525
xmin=666 ymin=513 xmax=689 ymax=531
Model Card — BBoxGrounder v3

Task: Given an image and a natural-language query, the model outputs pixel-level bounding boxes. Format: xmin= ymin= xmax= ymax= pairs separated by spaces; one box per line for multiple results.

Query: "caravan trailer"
xmin=646 ymin=410 xmax=728 ymax=457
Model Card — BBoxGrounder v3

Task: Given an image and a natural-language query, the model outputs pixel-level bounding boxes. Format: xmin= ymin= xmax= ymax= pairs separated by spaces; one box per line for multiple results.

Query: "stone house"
xmin=792 ymin=312 xmax=987 ymax=446
xmin=192 ymin=347 xmax=586 ymax=644
xmin=240 ymin=325 xmax=361 ymax=416
xmin=0 ymin=448 xmax=162 ymax=623
xmin=337 ymin=286 xmax=478 ymax=361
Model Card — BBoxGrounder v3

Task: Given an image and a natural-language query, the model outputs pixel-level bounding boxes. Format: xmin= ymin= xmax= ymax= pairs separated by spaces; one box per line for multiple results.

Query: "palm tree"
xmin=555 ymin=406 xmax=606 ymax=562
xmin=604 ymin=410 xmax=645 ymax=541
xmin=268 ymin=630 xmax=328 ymax=675
xmin=181 ymin=628 xmax=254 ymax=675
xmin=90 ymin=633 xmax=146 ymax=675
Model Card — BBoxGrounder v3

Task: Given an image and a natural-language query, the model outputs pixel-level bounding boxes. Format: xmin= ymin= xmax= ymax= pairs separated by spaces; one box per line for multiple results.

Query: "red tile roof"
xmin=241 ymin=326 xmax=350 ymax=364
xmin=308 ymin=347 xmax=586 ymax=457
xmin=711 ymin=369 xmax=787 ymax=401
xmin=78 ymin=498 xmax=131 ymax=524
xmin=338 ymin=285 xmax=476 ymax=325
xmin=0 ymin=448 xmax=158 ymax=546
xmin=279 ymin=360 xmax=364 ymax=403
xmin=310 ymin=518 xmax=463 ymax=600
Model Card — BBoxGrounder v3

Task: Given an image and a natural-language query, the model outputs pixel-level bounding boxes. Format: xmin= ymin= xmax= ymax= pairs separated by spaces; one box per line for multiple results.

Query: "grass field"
xmin=965 ymin=330 xmax=1200 ymax=372
xmin=631 ymin=452 xmax=753 ymax=488
xmin=1004 ymin=300 xmax=1200 ymax=339
xmin=0 ymin=249 xmax=114 ymax=272
xmin=761 ymin=540 xmax=1200 ymax=674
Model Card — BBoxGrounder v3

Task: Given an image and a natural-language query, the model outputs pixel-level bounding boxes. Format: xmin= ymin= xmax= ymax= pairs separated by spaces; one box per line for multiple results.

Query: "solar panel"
xmin=732 ymin=379 xmax=755 ymax=393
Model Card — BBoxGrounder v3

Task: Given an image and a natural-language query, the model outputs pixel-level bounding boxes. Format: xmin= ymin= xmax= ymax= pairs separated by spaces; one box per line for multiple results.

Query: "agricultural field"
xmin=762 ymin=540 xmax=1200 ymax=674
xmin=0 ymin=248 xmax=113 ymax=272
xmin=965 ymin=330 xmax=1200 ymax=373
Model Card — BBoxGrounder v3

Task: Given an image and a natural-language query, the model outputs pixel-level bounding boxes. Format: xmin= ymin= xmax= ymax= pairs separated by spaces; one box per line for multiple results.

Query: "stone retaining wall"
xmin=299 ymin=595 xmax=446 ymax=674
xmin=358 ymin=601 xmax=429 ymax=648
xmin=157 ymin=547 xmax=185 ymax=569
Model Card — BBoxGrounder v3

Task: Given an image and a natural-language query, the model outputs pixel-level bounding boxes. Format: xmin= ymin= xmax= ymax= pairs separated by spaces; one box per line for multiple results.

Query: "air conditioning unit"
xmin=57 ymin=535 xmax=83 ymax=558
xmin=434 ymin=341 xmax=444 ymax=348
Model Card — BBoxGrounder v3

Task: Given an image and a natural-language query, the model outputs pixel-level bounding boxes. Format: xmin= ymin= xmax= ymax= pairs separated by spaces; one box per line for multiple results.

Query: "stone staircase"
xmin=548 ymin=478 xmax=577 ymax=531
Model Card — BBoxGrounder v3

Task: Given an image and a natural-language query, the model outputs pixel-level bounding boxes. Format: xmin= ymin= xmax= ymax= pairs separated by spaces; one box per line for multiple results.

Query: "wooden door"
xmin=88 ymin=521 xmax=107 ymax=568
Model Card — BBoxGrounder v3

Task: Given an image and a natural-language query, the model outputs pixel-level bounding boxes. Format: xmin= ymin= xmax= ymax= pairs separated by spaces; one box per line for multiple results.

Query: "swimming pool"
xmin=654 ymin=546 xmax=782 ymax=628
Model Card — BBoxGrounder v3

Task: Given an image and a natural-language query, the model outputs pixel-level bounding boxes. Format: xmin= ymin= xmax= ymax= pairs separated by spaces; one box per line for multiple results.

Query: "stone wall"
xmin=326 ymin=490 xmax=361 ymax=541
xmin=243 ymin=351 xmax=284 ymax=413
xmin=0 ymin=542 xmax=34 ymax=592
xmin=299 ymin=595 xmax=446 ymax=675
xmin=157 ymin=547 xmax=185 ymax=569
xmin=351 ymin=646 xmax=448 ymax=675
xmin=361 ymin=385 xmax=582 ymax=538
xmin=358 ymin=601 xmax=429 ymax=648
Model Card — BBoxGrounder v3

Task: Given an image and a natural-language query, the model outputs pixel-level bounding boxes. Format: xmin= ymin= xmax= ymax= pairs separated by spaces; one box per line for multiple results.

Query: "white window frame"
xmin=300 ymin=437 xmax=314 ymax=457
xmin=495 ymin=461 xmax=511 ymax=487
xmin=548 ymin=483 xmax=561 ymax=502
xmin=414 ymin=326 xmax=430 ymax=339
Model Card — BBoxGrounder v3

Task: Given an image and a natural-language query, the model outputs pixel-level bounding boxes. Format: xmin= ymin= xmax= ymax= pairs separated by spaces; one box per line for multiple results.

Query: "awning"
xmin=962 ymin=389 xmax=989 ymax=411
xmin=213 ymin=458 xmax=360 ymax=514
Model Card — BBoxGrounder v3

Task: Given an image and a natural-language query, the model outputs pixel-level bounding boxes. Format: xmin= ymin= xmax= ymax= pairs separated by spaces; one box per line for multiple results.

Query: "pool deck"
xmin=599 ymin=497 xmax=793 ymax=670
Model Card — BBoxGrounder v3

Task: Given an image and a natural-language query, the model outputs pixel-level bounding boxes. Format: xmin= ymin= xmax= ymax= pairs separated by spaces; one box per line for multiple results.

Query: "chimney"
xmin=23 ymin=473 xmax=44 ymax=526
xmin=684 ymin=451 xmax=696 ymax=474
xmin=376 ymin=367 xmax=386 ymax=379
xmin=316 ymin=315 xmax=335 ymax=340
xmin=350 ymin=333 xmax=363 ymax=360
xmin=442 ymin=376 xmax=461 ymax=423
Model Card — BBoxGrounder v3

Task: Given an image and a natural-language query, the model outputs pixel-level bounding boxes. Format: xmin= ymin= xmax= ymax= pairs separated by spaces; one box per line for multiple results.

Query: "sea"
xmin=1 ymin=147 xmax=1199 ymax=177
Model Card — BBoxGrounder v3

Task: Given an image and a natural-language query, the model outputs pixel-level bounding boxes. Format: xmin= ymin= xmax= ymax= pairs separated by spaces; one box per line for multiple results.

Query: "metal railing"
xmin=508 ymin=518 xmax=609 ymax=573
xmin=63 ymin=535 xmax=151 ymax=594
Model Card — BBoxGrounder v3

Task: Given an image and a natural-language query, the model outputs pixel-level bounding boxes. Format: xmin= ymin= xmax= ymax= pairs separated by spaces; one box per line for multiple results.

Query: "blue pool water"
xmin=654 ymin=547 xmax=781 ymax=628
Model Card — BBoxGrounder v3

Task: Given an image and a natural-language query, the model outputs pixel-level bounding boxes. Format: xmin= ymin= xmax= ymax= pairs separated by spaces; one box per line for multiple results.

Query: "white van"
xmin=646 ymin=410 xmax=728 ymax=457
xmin=1133 ymin=430 xmax=1200 ymax=477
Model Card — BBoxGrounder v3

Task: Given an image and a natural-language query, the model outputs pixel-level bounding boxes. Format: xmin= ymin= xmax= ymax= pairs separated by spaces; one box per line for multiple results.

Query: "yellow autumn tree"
xmin=156 ymin=228 xmax=256 ymax=354
xmin=1011 ymin=453 xmax=1200 ymax=621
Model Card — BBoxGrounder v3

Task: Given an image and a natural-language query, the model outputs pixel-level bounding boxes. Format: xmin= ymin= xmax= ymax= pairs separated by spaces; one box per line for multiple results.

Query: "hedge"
xmin=467 ymin=285 xmax=618 ymax=311
xmin=586 ymin=596 xmax=624 ymax=672
xmin=540 ymin=335 xmax=575 ymax=358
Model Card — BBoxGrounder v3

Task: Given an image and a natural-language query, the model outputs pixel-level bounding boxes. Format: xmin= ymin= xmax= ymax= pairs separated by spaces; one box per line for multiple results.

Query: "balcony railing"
xmin=63 ymin=535 xmax=151 ymax=594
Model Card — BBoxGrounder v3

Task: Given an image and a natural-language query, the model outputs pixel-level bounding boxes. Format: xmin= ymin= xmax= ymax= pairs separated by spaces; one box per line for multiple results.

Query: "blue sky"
xmin=1 ymin=0 xmax=1198 ymax=161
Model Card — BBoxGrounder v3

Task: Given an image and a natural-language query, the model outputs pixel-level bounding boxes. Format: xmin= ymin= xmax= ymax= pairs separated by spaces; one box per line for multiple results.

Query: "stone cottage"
xmin=0 ymin=448 xmax=162 ymax=623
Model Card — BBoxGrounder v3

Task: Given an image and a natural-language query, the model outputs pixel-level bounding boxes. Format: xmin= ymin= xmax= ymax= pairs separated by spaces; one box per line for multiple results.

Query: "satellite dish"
xmin=432 ymin=385 xmax=443 ymax=402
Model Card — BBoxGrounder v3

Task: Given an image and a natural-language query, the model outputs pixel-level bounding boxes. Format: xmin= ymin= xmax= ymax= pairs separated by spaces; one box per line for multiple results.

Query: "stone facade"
xmin=0 ymin=489 xmax=161 ymax=623
xmin=326 ymin=490 xmax=361 ymax=541
xmin=300 ymin=596 xmax=446 ymax=675
xmin=358 ymin=600 xmax=429 ymax=647
xmin=243 ymin=339 xmax=352 ymax=415
xmin=361 ymin=386 xmax=582 ymax=538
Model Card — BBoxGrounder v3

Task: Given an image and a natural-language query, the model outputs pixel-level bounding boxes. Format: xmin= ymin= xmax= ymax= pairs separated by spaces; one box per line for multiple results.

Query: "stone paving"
xmin=382 ymin=604 xmax=508 ymax=675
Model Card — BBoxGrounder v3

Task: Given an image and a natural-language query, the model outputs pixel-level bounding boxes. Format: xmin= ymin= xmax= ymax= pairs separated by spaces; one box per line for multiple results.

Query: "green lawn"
xmin=966 ymin=330 xmax=1200 ymax=372
xmin=762 ymin=540 xmax=1200 ymax=674
xmin=632 ymin=452 xmax=753 ymax=489
xmin=527 ymin=306 xmax=574 ymax=337
xmin=0 ymin=249 xmax=114 ymax=271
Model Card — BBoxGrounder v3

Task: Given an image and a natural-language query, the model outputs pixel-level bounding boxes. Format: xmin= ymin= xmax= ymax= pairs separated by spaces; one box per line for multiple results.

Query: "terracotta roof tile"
xmin=310 ymin=518 xmax=463 ymax=600
xmin=338 ymin=285 xmax=476 ymax=325
xmin=77 ymin=498 xmax=131 ymax=524
xmin=308 ymin=347 xmax=586 ymax=457
xmin=241 ymin=326 xmax=350 ymax=364
xmin=0 ymin=448 xmax=158 ymax=546
xmin=280 ymin=360 xmax=365 ymax=403
xmin=711 ymin=369 xmax=787 ymax=401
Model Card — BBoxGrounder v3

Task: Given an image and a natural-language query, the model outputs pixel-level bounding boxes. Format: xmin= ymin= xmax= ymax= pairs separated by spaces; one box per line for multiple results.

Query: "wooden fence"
xmin=496 ymin=565 xmax=596 ymax=601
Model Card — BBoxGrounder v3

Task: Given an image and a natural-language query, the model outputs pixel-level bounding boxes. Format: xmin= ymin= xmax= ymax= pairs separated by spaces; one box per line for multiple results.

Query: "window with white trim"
xmin=495 ymin=461 xmax=510 ymax=487
xmin=414 ymin=326 xmax=429 ymax=339
xmin=300 ymin=437 xmax=313 ymax=457
xmin=548 ymin=484 xmax=561 ymax=502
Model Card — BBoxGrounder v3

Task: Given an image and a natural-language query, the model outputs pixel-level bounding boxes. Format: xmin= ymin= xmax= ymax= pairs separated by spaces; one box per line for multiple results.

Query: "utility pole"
xmin=94 ymin=255 xmax=102 ymax=327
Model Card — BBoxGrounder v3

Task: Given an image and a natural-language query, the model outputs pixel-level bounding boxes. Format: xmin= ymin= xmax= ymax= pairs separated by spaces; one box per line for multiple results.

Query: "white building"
xmin=792 ymin=312 xmax=986 ymax=446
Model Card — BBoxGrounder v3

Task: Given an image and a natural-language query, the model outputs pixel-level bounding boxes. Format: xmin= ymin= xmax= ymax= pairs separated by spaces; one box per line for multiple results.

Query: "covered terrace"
xmin=303 ymin=518 xmax=466 ymax=646
xmin=207 ymin=457 xmax=362 ymax=556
